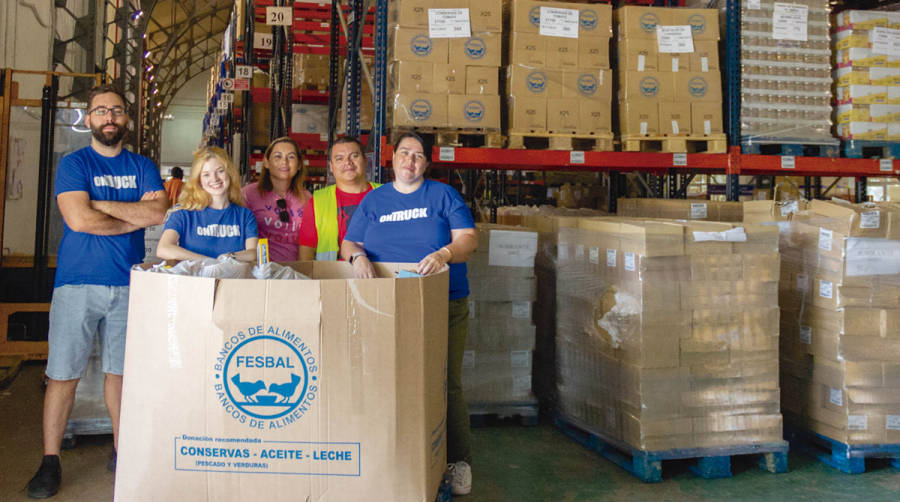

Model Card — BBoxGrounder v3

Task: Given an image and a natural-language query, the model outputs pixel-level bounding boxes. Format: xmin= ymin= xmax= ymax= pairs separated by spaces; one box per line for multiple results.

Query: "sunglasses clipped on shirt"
xmin=88 ymin=106 xmax=127 ymax=117
xmin=276 ymin=198 xmax=290 ymax=223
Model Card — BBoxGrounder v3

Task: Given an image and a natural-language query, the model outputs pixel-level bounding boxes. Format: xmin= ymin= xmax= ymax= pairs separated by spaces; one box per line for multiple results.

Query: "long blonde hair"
xmin=178 ymin=146 xmax=245 ymax=210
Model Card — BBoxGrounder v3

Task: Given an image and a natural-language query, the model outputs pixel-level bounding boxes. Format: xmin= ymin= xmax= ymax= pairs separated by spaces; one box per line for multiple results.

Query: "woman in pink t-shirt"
xmin=242 ymin=137 xmax=312 ymax=261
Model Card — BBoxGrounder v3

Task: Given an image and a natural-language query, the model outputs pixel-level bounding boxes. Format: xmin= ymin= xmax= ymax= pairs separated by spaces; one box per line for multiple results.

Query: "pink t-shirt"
xmin=242 ymin=182 xmax=311 ymax=262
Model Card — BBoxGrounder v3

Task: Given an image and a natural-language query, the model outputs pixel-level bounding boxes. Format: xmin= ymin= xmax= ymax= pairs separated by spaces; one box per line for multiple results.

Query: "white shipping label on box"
xmin=690 ymin=203 xmax=708 ymax=219
xmin=575 ymin=244 xmax=585 ymax=260
xmin=819 ymin=279 xmax=834 ymax=299
xmin=818 ymin=228 xmax=833 ymax=251
xmin=701 ymin=57 xmax=709 ymax=72
xmin=637 ymin=54 xmax=646 ymax=72
xmin=780 ymin=200 xmax=799 ymax=217
xmin=589 ymin=247 xmax=599 ymax=265
xmin=624 ymin=252 xmax=636 ymax=272
xmin=860 ymin=211 xmax=881 ymax=229
xmin=886 ymin=415 xmax=900 ymax=430
xmin=692 ymin=227 xmax=748 ymax=242
xmin=799 ymin=325 xmax=812 ymax=344
xmin=428 ymin=8 xmax=471 ymax=38
xmin=462 ymin=350 xmax=475 ymax=368
xmin=773 ymin=3 xmax=808 ymax=42
xmin=872 ymin=27 xmax=900 ymax=57
xmin=468 ymin=300 xmax=475 ymax=319
xmin=848 ymin=415 xmax=868 ymax=431
xmin=829 ymin=387 xmax=843 ymax=406
xmin=606 ymin=249 xmax=616 ymax=267
xmin=704 ymin=120 xmax=712 ymax=135
xmin=671 ymin=57 xmax=680 ymax=72
xmin=640 ymin=122 xmax=648 ymax=135
xmin=489 ymin=230 xmax=538 ymax=267
xmin=846 ymin=238 xmax=900 ymax=276
xmin=510 ymin=351 xmax=531 ymax=368
xmin=657 ymin=25 xmax=695 ymax=54
xmin=748 ymin=0 xmax=761 ymax=8
xmin=539 ymin=7 xmax=579 ymax=39
xmin=512 ymin=301 xmax=531 ymax=319
xmin=558 ymin=243 xmax=568 ymax=261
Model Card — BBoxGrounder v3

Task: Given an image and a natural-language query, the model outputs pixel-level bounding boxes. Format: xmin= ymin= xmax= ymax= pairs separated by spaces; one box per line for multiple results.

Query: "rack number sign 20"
xmin=266 ymin=7 xmax=292 ymax=26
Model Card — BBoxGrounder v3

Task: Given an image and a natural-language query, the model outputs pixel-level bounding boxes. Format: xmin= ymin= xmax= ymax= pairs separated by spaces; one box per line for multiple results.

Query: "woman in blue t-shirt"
xmin=157 ymin=146 xmax=258 ymax=262
xmin=340 ymin=132 xmax=478 ymax=496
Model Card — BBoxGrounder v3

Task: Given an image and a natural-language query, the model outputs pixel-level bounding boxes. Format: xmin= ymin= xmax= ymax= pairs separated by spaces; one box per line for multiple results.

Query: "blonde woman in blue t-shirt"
xmin=157 ymin=146 xmax=258 ymax=262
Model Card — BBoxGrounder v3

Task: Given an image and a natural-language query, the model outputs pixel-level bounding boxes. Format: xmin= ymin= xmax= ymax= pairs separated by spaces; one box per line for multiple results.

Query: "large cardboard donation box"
xmin=115 ymin=262 xmax=449 ymax=502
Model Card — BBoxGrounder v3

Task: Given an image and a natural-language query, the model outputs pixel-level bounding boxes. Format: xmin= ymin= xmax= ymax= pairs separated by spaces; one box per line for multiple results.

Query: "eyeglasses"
xmin=276 ymin=198 xmax=289 ymax=223
xmin=89 ymin=106 xmax=127 ymax=117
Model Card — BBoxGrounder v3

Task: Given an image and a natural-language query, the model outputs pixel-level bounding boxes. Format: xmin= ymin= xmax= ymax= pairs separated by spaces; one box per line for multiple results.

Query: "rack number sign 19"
xmin=266 ymin=7 xmax=292 ymax=26
xmin=254 ymin=33 xmax=274 ymax=50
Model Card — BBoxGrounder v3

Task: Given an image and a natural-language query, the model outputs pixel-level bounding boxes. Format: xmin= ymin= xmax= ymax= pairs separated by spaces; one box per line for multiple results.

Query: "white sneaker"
xmin=448 ymin=461 xmax=472 ymax=496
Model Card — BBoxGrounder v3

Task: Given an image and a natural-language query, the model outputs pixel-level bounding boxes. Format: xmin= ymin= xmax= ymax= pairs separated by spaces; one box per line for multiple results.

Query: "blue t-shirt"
xmin=344 ymin=180 xmax=475 ymax=300
xmin=163 ymin=204 xmax=258 ymax=259
xmin=54 ymin=146 xmax=165 ymax=287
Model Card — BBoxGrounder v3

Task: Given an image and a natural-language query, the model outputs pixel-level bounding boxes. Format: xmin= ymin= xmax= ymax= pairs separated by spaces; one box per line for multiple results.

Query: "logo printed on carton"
xmin=410 ymin=34 xmax=433 ymax=57
xmin=410 ymin=99 xmax=432 ymax=121
xmin=215 ymin=326 xmax=319 ymax=430
xmin=577 ymin=74 xmax=598 ymax=96
xmin=688 ymin=76 xmax=708 ymax=98
xmin=464 ymin=100 xmax=485 ymax=122
xmin=580 ymin=9 xmax=598 ymax=30
xmin=639 ymin=12 xmax=660 ymax=33
xmin=464 ymin=37 xmax=487 ymax=60
xmin=688 ymin=14 xmax=706 ymax=34
xmin=640 ymin=76 xmax=660 ymax=97
xmin=526 ymin=71 xmax=548 ymax=93
xmin=529 ymin=7 xmax=541 ymax=27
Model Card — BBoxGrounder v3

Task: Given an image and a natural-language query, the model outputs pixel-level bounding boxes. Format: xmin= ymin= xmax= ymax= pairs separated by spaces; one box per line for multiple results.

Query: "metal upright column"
xmin=34 ymin=78 xmax=59 ymax=301
xmin=606 ymin=171 xmax=621 ymax=213
xmin=327 ymin=0 xmax=342 ymax=148
xmin=241 ymin=0 xmax=254 ymax=177
xmin=346 ymin=0 xmax=364 ymax=139
xmin=372 ymin=0 xmax=388 ymax=183
xmin=856 ymin=177 xmax=868 ymax=202
xmin=724 ymin=0 xmax=741 ymax=201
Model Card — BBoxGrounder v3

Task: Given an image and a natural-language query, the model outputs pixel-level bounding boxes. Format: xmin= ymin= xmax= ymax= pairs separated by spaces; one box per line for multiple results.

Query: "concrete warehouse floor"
xmin=2 ymin=363 xmax=900 ymax=501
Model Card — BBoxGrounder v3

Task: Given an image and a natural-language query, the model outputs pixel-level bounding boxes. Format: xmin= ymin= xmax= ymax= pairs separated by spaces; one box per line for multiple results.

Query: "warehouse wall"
xmin=160 ymin=72 xmax=209 ymax=168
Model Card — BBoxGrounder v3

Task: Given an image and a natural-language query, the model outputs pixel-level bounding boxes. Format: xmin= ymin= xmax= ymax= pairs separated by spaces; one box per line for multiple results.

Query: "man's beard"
xmin=91 ymin=122 xmax=126 ymax=146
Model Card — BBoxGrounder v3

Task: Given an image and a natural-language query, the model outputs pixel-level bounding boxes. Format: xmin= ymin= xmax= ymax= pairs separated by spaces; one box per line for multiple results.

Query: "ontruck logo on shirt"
xmin=197 ymin=224 xmax=241 ymax=238
xmin=378 ymin=208 xmax=428 ymax=223
xmin=93 ymin=175 xmax=137 ymax=189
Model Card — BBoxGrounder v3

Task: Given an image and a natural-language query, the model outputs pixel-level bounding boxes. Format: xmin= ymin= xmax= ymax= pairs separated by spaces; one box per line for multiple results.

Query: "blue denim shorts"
xmin=46 ymin=284 xmax=130 ymax=380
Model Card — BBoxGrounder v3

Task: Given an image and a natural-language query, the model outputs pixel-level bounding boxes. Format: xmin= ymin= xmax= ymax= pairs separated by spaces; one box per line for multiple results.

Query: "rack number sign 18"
xmin=266 ymin=7 xmax=292 ymax=26
xmin=235 ymin=65 xmax=252 ymax=79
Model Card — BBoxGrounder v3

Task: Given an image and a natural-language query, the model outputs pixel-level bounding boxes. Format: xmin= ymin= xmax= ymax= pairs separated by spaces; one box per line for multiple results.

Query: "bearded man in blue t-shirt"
xmin=27 ymin=85 xmax=168 ymax=499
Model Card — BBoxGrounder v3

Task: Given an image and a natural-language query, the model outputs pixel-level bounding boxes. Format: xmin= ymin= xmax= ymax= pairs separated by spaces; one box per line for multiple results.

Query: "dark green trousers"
xmin=448 ymin=297 xmax=472 ymax=464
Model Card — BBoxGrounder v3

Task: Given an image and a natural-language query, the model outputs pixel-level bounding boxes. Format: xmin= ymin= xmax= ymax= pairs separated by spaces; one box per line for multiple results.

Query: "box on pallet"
xmin=780 ymin=200 xmax=900 ymax=444
xmin=617 ymin=198 xmax=743 ymax=222
xmin=464 ymin=224 xmax=539 ymax=404
xmin=511 ymin=0 xmax=613 ymax=38
xmin=116 ymin=262 xmax=448 ymax=501
xmin=448 ymin=94 xmax=501 ymax=129
xmin=390 ymin=93 xmax=448 ymax=127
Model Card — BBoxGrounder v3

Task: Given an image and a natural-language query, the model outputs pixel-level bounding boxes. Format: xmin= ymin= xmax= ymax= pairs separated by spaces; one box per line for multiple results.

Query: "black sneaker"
xmin=107 ymin=449 xmax=117 ymax=473
xmin=27 ymin=455 xmax=61 ymax=499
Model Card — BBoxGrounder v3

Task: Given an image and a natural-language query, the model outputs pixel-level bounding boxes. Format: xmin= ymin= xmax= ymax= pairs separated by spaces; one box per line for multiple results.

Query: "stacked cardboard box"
xmin=463 ymin=225 xmax=539 ymax=404
xmin=387 ymin=0 xmax=503 ymax=130
xmin=615 ymin=6 xmax=722 ymax=138
xmin=833 ymin=10 xmax=900 ymax=141
xmin=555 ymin=216 xmax=783 ymax=450
xmin=780 ymin=200 xmax=900 ymax=444
xmin=506 ymin=0 xmax=613 ymax=136
xmin=617 ymin=198 xmax=743 ymax=222
xmin=740 ymin=1 xmax=836 ymax=147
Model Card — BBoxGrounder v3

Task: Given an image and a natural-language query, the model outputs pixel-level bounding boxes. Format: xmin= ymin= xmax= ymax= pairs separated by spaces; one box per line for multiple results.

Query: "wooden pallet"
xmin=621 ymin=134 xmax=727 ymax=154
xmin=555 ymin=415 xmax=788 ymax=483
xmin=507 ymin=131 xmax=614 ymax=152
xmin=388 ymin=127 xmax=503 ymax=149
xmin=740 ymin=138 xmax=839 ymax=157
xmin=785 ymin=423 xmax=900 ymax=474
xmin=469 ymin=400 xmax=539 ymax=427
xmin=0 ymin=303 xmax=51 ymax=360
xmin=842 ymin=139 xmax=900 ymax=159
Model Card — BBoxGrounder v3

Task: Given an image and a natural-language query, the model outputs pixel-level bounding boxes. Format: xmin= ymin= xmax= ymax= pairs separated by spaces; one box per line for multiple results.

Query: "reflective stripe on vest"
xmin=312 ymin=182 xmax=379 ymax=260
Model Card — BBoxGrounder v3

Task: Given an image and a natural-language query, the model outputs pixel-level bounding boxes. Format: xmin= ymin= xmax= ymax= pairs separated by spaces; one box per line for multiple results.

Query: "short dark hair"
xmin=392 ymin=132 xmax=430 ymax=163
xmin=171 ymin=167 xmax=184 ymax=179
xmin=87 ymin=84 xmax=127 ymax=111
xmin=327 ymin=136 xmax=365 ymax=160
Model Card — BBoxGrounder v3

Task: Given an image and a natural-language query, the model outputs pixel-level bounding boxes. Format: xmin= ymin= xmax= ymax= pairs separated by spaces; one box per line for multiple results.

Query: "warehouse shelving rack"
xmin=334 ymin=0 xmax=900 ymax=214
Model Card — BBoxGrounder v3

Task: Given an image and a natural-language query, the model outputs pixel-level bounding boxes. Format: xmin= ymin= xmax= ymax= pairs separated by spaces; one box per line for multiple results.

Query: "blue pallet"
xmin=841 ymin=140 xmax=900 ymax=159
xmin=434 ymin=471 xmax=452 ymax=502
xmin=741 ymin=139 xmax=839 ymax=157
xmin=784 ymin=423 xmax=900 ymax=474
xmin=555 ymin=415 xmax=789 ymax=483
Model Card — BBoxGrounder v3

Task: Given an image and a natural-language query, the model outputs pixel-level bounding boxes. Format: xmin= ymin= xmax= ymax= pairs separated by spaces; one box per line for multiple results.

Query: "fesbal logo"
xmin=410 ymin=99 xmax=433 ymax=121
xmin=577 ymin=74 xmax=598 ymax=96
xmin=410 ymin=34 xmax=433 ymax=57
xmin=639 ymin=12 xmax=660 ymax=33
xmin=688 ymin=76 xmax=708 ymax=98
xmin=464 ymin=100 xmax=485 ymax=122
xmin=526 ymin=71 xmax=547 ymax=93
xmin=688 ymin=14 xmax=706 ymax=35
xmin=640 ymin=76 xmax=660 ymax=98
xmin=579 ymin=9 xmax=598 ymax=31
xmin=464 ymin=37 xmax=486 ymax=60
xmin=214 ymin=325 xmax=319 ymax=430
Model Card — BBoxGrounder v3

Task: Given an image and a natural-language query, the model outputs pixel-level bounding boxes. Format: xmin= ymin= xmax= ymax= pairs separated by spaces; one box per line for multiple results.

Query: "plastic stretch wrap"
xmin=736 ymin=0 xmax=837 ymax=145
xmin=779 ymin=200 xmax=900 ymax=444
xmin=553 ymin=216 xmax=783 ymax=451
xmin=140 ymin=258 xmax=252 ymax=279
xmin=252 ymin=262 xmax=312 ymax=280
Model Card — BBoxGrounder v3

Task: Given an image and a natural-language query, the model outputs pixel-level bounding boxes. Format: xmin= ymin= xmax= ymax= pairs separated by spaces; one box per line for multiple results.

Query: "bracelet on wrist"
xmin=440 ymin=246 xmax=453 ymax=261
